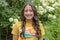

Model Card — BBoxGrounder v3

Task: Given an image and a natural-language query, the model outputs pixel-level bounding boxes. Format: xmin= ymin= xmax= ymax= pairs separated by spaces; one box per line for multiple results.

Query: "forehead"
xmin=24 ymin=4 xmax=32 ymax=10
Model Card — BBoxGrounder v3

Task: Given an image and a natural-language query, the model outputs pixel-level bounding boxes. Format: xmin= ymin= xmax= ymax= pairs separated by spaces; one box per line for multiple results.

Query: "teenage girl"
xmin=11 ymin=2 xmax=45 ymax=40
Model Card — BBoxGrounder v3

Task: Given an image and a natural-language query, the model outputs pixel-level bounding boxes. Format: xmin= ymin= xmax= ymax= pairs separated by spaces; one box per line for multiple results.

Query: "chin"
xmin=27 ymin=19 xmax=31 ymax=20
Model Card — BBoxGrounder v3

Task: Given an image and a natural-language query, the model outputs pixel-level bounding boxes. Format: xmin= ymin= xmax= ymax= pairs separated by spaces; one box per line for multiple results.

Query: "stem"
xmin=6 ymin=27 xmax=8 ymax=40
xmin=0 ymin=27 xmax=1 ymax=40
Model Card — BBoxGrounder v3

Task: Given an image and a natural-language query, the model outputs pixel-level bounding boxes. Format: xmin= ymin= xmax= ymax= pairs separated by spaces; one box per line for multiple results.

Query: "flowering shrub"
xmin=31 ymin=0 xmax=60 ymax=40
xmin=0 ymin=0 xmax=60 ymax=40
xmin=0 ymin=0 xmax=26 ymax=28
xmin=32 ymin=0 xmax=60 ymax=22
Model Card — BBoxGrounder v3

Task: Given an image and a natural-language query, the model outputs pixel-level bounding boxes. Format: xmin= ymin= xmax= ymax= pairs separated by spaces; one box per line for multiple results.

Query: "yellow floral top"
xmin=11 ymin=21 xmax=45 ymax=40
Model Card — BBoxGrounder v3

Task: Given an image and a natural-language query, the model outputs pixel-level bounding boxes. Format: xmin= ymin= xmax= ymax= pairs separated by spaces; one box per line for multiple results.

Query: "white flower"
xmin=51 ymin=0 xmax=55 ymax=3
xmin=38 ymin=6 xmax=47 ymax=15
xmin=9 ymin=18 xmax=13 ymax=22
xmin=39 ymin=6 xmax=44 ymax=11
xmin=52 ymin=2 xmax=58 ymax=7
xmin=38 ymin=6 xmax=42 ymax=12
xmin=40 ymin=0 xmax=44 ymax=3
xmin=35 ymin=6 xmax=37 ymax=8
xmin=42 ymin=2 xmax=47 ymax=7
xmin=39 ymin=11 xmax=44 ymax=15
xmin=53 ymin=15 xmax=56 ymax=19
xmin=43 ymin=9 xmax=47 ymax=13
xmin=48 ymin=14 xmax=53 ymax=18
xmin=46 ymin=6 xmax=55 ymax=12
xmin=14 ymin=19 xmax=18 ymax=23
xmin=48 ymin=0 xmax=56 ymax=3
xmin=48 ymin=14 xmax=56 ymax=19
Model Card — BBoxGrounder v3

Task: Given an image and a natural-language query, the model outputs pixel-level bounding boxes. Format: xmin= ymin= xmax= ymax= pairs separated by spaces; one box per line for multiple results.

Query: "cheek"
xmin=24 ymin=12 xmax=26 ymax=16
xmin=31 ymin=12 xmax=34 ymax=17
xmin=24 ymin=12 xmax=34 ymax=17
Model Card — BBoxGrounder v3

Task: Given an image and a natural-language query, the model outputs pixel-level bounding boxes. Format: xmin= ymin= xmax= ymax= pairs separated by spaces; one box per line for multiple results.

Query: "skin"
xmin=40 ymin=36 xmax=43 ymax=40
xmin=24 ymin=5 xmax=34 ymax=21
xmin=13 ymin=35 xmax=18 ymax=40
xmin=13 ymin=4 xmax=43 ymax=40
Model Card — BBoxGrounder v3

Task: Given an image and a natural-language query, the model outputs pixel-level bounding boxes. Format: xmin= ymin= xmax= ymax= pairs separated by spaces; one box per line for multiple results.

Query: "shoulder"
xmin=13 ymin=21 xmax=22 ymax=28
xmin=38 ymin=21 xmax=44 ymax=29
xmin=39 ymin=21 xmax=43 ymax=25
xmin=15 ymin=21 xmax=22 ymax=25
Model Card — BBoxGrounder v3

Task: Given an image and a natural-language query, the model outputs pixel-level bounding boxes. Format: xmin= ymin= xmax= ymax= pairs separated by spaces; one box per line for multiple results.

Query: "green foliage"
xmin=0 ymin=0 xmax=60 ymax=40
xmin=0 ymin=0 xmax=27 ymax=28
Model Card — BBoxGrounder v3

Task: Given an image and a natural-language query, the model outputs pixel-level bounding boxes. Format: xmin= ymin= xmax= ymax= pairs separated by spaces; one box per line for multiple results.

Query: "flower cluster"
xmin=9 ymin=17 xmax=19 ymax=28
xmin=35 ymin=0 xmax=59 ymax=20
xmin=9 ymin=17 xmax=18 ymax=23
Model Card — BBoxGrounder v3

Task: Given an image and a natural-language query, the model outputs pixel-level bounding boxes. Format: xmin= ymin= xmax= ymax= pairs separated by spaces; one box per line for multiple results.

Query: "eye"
xmin=29 ymin=10 xmax=33 ymax=12
xmin=24 ymin=10 xmax=28 ymax=12
xmin=24 ymin=10 xmax=33 ymax=12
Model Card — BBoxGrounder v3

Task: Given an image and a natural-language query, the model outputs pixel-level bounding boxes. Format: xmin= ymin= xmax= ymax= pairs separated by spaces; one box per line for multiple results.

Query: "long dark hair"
xmin=20 ymin=2 xmax=41 ymax=40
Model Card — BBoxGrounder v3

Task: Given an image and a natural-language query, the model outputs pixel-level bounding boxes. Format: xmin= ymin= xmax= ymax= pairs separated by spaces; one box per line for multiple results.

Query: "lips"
xmin=26 ymin=14 xmax=32 ymax=16
xmin=25 ymin=15 xmax=33 ymax=19
xmin=25 ymin=14 xmax=33 ymax=17
xmin=24 ymin=13 xmax=34 ymax=19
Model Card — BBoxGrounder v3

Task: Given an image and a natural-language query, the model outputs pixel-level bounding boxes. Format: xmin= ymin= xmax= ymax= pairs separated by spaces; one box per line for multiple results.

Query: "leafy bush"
xmin=0 ymin=0 xmax=60 ymax=40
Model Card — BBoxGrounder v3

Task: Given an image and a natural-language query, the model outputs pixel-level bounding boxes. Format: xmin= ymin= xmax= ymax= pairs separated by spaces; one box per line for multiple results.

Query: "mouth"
xmin=24 ymin=14 xmax=33 ymax=19
xmin=26 ymin=14 xmax=32 ymax=17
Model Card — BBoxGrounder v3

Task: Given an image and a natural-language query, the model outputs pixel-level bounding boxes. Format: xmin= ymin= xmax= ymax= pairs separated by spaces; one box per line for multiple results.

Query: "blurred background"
xmin=0 ymin=0 xmax=60 ymax=40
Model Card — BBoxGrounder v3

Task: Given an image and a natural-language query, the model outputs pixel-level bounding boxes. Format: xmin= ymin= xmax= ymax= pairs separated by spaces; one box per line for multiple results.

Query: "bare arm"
xmin=13 ymin=35 xmax=18 ymax=40
xmin=39 ymin=36 xmax=44 ymax=40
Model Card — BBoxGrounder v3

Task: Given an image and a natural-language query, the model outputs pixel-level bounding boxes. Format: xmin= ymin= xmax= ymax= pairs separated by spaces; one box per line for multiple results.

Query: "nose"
xmin=27 ymin=11 xmax=30 ymax=14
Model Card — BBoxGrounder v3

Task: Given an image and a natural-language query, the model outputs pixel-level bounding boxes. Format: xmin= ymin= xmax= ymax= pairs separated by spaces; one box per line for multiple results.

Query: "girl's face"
xmin=24 ymin=5 xmax=34 ymax=20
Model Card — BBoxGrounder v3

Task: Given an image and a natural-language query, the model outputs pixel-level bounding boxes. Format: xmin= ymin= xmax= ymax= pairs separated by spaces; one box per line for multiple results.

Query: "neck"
xmin=26 ymin=19 xmax=32 ymax=21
